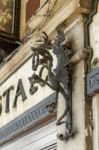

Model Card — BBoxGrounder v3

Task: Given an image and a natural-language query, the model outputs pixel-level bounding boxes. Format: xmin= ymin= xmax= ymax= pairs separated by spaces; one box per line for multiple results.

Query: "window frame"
xmin=0 ymin=0 xmax=20 ymax=42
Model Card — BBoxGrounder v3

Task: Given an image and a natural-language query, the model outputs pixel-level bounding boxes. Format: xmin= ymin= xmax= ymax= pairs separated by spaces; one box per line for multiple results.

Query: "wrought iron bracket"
xmin=57 ymin=129 xmax=78 ymax=141
xmin=29 ymin=31 xmax=77 ymax=141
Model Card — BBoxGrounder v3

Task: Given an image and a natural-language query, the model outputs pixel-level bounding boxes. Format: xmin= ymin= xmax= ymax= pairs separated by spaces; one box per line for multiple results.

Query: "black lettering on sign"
xmin=13 ymin=79 xmax=27 ymax=108
xmin=3 ymin=86 xmax=14 ymax=113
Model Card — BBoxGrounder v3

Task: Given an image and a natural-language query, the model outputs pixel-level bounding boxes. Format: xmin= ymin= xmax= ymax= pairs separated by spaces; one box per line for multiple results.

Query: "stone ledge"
xmin=27 ymin=0 xmax=93 ymax=35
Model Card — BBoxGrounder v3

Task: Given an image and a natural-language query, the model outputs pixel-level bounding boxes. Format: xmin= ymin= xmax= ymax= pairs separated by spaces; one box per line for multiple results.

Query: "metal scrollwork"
xmin=29 ymin=31 xmax=77 ymax=141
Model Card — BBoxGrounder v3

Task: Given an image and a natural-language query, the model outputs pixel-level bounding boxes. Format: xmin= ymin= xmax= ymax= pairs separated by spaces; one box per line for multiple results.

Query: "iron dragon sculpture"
xmin=29 ymin=31 xmax=77 ymax=141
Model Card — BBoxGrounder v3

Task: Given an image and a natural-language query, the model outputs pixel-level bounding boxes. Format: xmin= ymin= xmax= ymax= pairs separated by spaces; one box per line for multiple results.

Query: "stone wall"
xmin=90 ymin=3 xmax=99 ymax=150
xmin=0 ymin=0 xmax=97 ymax=150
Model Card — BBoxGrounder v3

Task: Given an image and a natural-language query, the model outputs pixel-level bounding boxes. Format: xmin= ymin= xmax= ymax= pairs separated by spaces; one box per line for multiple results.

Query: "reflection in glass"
xmin=0 ymin=0 xmax=14 ymax=33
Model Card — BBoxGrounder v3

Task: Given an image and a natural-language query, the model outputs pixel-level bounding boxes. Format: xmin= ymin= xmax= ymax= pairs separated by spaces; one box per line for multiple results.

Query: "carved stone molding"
xmin=0 ymin=93 xmax=56 ymax=146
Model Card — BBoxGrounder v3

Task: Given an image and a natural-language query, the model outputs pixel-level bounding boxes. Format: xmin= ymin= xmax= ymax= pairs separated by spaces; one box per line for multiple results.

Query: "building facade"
xmin=0 ymin=0 xmax=99 ymax=150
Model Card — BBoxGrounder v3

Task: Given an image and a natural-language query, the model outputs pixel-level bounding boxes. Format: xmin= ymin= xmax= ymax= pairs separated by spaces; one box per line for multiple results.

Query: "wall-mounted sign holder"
xmin=29 ymin=31 xmax=78 ymax=141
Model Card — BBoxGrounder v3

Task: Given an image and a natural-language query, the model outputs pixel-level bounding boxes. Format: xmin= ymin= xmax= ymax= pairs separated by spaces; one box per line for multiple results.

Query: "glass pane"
xmin=0 ymin=0 xmax=14 ymax=33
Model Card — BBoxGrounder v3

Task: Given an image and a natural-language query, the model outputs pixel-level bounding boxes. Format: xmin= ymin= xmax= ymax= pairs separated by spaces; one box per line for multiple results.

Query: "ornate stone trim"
xmin=0 ymin=93 xmax=56 ymax=146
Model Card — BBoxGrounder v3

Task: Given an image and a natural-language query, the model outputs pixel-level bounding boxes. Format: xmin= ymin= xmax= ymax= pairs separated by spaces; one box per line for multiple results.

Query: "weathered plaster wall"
xmin=90 ymin=3 xmax=99 ymax=150
xmin=57 ymin=16 xmax=86 ymax=150
xmin=0 ymin=0 xmax=94 ymax=149
xmin=20 ymin=0 xmax=92 ymax=39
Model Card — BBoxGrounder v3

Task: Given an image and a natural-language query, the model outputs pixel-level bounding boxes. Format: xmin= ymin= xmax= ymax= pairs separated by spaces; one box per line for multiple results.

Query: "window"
xmin=0 ymin=0 xmax=20 ymax=61
xmin=0 ymin=0 xmax=20 ymax=40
